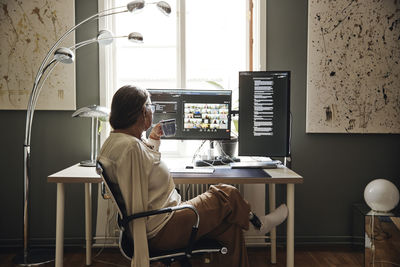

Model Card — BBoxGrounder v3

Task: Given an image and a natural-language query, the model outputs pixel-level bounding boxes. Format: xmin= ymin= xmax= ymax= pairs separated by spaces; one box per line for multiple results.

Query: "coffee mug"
xmin=160 ymin=119 xmax=176 ymax=137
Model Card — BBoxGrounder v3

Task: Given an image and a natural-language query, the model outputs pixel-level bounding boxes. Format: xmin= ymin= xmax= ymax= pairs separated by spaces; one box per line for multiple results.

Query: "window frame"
xmin=98 ymin=0 xmax=266 ymax=146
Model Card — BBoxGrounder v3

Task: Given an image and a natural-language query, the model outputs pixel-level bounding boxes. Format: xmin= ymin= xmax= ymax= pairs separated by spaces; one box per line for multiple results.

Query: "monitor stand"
xmin=195 ymin=140 xmax=240 ymax=167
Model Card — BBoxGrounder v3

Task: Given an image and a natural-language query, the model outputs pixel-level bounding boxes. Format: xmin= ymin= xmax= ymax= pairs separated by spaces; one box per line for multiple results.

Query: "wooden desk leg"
xmin=269 ymin=184 xmax=277 ymax=264
xmin=85 ymin=183 xmax=92 ymax=266
xmin=286 ymin=184 xmax=295 ymax=267
xmin=55 ymin=183 xmax=65 ymax=267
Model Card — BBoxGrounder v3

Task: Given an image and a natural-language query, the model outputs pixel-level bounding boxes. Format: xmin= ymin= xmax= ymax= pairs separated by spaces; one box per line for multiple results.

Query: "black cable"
xmin=185 ymin=184 xmax=191 ymax=200
xmin=289 ymin=111 xmax=293 ymax=157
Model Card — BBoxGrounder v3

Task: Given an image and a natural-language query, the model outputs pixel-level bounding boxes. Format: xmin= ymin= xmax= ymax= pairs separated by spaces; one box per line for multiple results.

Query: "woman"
xmin=98 ymin=85 xmax=288 ymax=267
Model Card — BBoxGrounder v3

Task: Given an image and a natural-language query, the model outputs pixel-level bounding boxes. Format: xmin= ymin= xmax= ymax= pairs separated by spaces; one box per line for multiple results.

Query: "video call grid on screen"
xmin=238 ymin=71 xmax=291 ymax=157
xmin=148 ymin=89 xmax=232 ymax=140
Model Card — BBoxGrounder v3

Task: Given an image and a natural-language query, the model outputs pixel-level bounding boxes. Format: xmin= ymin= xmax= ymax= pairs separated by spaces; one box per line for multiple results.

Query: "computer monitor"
xmin=148 ymin=89 xmax=232 ymax=140
xmin=238 ymin=71 xmax=291 ymax=157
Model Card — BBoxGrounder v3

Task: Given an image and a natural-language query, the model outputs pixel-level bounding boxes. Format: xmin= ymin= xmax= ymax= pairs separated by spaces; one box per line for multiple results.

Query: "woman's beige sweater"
xmin=98 ymin=132 xmax=181 ymax=267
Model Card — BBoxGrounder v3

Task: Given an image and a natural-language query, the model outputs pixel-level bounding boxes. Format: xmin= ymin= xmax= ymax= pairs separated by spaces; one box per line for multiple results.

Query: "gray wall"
xmin=0 ymin=0 xmax=99 ymax=247
xmin=1 ymin=0 xmax=399 ymax=248
xmin=267 ymin=0 xmax=400 ymax=244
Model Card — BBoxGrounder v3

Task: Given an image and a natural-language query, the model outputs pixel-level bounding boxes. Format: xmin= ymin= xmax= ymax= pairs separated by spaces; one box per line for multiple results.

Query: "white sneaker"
xmin=259 ymin=204 xmax=288 ymax=235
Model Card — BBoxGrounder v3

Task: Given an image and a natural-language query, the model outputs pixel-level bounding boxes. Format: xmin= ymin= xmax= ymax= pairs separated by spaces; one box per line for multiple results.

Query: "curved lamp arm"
xmin=30 ymin=0 xmax=168 ymax=94
xmin=26 ymin=31 xmax=143 ymax=145
xmin=24 ymin=0 xmax=147 ymax=147
xmin=32 ymin=32 xmax=143 ymax=111
xmin=73 ymin=33 xmax=143 ymax=50
xmin=24 ymin=0 xmax=173 ymax=147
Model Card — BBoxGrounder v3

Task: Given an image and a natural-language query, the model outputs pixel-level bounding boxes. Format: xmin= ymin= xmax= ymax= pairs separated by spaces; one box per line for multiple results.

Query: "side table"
xmin=352 ymin=203 xmax=400 ymax=266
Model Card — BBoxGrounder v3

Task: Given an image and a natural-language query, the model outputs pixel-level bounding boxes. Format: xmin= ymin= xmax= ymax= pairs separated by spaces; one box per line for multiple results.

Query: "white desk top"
xmin=48 ymin=161 xmax=303 ymax=185
xmin=48 ymin=164 xmax=102 ymax=183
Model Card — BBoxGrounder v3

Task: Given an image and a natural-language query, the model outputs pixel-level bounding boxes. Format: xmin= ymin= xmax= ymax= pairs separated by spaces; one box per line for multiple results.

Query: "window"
xmin=98 ymin=0 xmax=266 ymax=155
xmin=113 ymin=0 xmax=177 ymax=89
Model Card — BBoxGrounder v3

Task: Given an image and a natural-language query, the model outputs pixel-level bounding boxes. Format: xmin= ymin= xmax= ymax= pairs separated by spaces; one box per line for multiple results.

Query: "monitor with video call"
xmin=148 ymin=89 xmax=232 ymax=140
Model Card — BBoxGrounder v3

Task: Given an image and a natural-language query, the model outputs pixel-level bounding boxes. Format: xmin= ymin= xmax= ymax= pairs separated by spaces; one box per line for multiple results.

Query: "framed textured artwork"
xmin=0 ymin=0 xmax=75 ymax=110
xmin=306 ymin=0 xmax=400 ymax=133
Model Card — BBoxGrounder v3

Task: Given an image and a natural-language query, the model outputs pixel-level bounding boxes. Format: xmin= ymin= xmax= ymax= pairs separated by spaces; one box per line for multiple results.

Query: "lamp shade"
xmin=72 ymin=105 xmax=110 ymax=118
xmin=364 ymin=179 xmax=399 ymax=212
xmin=97 ymin=30 xmax=114 ymax=45
xmin=54 ymin=47 xmax=75 ymax=64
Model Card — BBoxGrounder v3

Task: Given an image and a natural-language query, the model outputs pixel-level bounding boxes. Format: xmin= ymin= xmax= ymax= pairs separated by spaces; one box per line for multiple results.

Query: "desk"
xmin=48 ymin=163 xmax=303 ymax=267
xmin=48 ymin=164 xmax=102 ymax=267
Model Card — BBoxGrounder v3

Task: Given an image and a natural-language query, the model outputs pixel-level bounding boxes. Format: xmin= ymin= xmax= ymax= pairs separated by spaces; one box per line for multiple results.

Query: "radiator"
xmin=176 ymin=184 xmax=244 ymax=201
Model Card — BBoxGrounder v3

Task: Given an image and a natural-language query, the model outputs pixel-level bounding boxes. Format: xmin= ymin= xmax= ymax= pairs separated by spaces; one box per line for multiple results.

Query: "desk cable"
xmin=288 ymin=111 xmax=293 ymax=158
xmin=369 ymin=212 xmax=400 ymax=267
xmin=191 ymin=140 xmax=236 ymax=167
xmin=215 ymin=141 xmax=237 ymax=164
xmin=191 ymin=140 xmax=208 ymax=164
xmin=92 ymin=198 xmax=127 ymax=267
xmin=93 ymin=199 xmax=113 ymax=257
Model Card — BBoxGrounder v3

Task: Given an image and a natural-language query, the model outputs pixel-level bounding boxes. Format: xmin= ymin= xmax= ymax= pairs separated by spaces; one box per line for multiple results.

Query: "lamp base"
xmin=367 ymin=210 xmax=395 ymax=216
xmin=80 ymin=160 xmax=96 ymax=167
xmin=13 ymin=249 xmax=54 ymax=266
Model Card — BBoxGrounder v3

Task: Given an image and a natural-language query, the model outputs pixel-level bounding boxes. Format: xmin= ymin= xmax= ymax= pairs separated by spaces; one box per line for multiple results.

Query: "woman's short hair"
xmin=109 ymin=85 xmax=149 ymax=129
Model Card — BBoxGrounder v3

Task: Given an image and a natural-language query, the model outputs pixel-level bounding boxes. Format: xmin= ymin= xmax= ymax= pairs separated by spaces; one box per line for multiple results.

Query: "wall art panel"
xmin=307 ymin=0 xmax=400 ymax=133
xmin=0 ymin=0 xmax=75 ymax=110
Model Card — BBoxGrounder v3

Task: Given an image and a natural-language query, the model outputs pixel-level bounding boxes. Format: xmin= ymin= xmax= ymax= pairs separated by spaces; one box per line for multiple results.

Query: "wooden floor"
xmin=0 ymin=245 xmax=364 ymax=267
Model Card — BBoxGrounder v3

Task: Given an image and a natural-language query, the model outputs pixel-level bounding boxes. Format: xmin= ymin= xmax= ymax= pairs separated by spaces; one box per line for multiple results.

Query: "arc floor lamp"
xmin=14 ymin=1 xmax=171 ymax=265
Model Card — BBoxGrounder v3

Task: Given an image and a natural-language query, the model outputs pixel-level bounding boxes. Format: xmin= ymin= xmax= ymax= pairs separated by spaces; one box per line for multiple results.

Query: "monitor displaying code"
xmin=238 ymin=71 xmax=290 ymax=157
